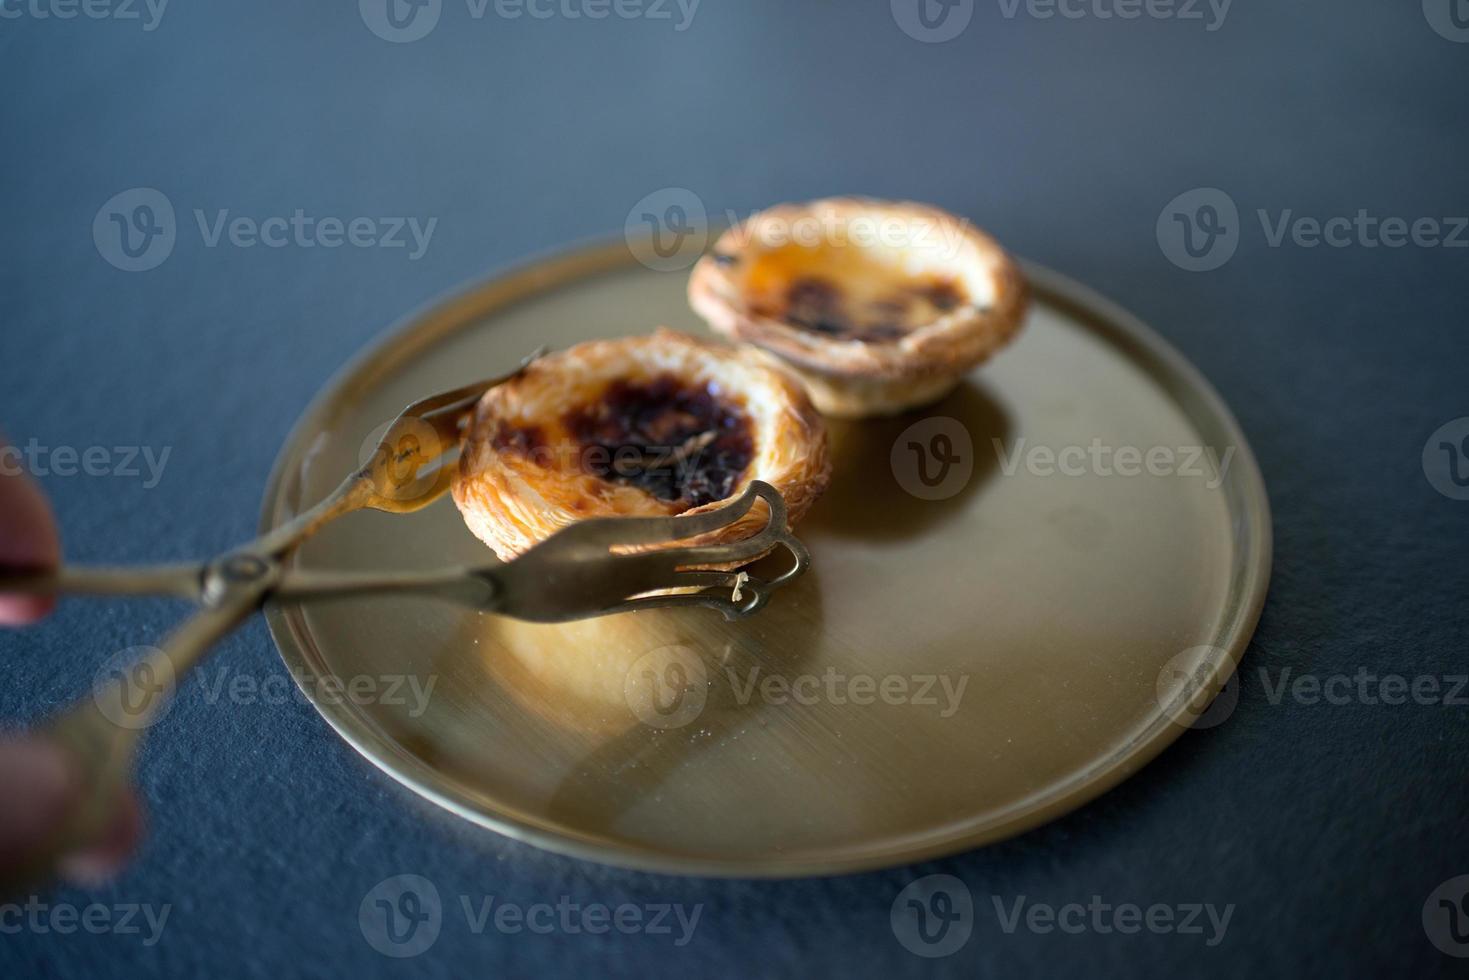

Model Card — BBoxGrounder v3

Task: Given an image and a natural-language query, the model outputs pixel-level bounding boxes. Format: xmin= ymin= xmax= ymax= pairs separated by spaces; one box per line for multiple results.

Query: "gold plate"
xmin=261 ymin=241 xmax=1270 ymax=878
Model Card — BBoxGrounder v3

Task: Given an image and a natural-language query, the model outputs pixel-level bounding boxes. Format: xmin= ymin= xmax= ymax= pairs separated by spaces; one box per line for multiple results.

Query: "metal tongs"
xmin=0 ymin=351 xmax=809 ymax=890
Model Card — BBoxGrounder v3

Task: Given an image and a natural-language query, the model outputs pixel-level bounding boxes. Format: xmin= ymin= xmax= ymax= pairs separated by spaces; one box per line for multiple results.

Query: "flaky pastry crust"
xmin=688 ymin=197 xmax=1029 ymax=417
xmin=453 ymin=329 xmax=830 ymax=561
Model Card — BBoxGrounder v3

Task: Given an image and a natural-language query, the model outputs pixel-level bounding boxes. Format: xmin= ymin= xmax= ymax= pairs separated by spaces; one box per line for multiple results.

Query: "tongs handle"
xmin=0 ymin=564 xmax=205 ymax=601
xmin=0 ymin=354 xmax=544 ymax=895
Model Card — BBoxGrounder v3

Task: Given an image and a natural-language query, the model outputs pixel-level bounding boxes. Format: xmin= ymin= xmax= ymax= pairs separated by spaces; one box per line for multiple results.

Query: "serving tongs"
xmin=0 ymin=351 xmax=809 ymax=890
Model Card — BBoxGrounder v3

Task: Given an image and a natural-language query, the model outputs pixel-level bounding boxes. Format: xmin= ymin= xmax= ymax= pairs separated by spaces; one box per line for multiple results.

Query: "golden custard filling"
xmin=729 ymin=242 xmax=972 ymax=343
xmin=484 ymin=374 xmax=755 ymax=511
xmin=563 ymin=374 xmax=755 ymax=509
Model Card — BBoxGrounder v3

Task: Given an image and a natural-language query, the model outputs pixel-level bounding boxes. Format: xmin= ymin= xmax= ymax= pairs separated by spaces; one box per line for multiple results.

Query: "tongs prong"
xmin=468 ymin=480 xmax=808 ymax=622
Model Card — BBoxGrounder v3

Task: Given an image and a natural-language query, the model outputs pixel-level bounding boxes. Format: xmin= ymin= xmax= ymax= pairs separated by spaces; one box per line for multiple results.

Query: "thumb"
xmin=0 ymin=737 xmax=145 ymax=888
xmin=0 ymin=738 xmax=75 ymax=868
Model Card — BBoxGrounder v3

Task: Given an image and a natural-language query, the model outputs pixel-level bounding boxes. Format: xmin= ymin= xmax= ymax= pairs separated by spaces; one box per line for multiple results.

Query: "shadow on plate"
xmin=444 ymin=562 xmax=825 ymax=833
xmin=805 ymin=379 xmax=1010 ymax=543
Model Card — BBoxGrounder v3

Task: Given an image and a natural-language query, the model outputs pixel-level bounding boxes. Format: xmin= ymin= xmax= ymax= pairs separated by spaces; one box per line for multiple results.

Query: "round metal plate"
xmin=261 ymin=241 xmax=1270 ymax=878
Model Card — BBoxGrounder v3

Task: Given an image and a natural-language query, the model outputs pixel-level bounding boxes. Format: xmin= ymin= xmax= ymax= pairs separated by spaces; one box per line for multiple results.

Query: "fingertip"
xmin=0 ymin=594 xmax=56 ymax=627
xmin=59 ymin=793 xmax=145 ymax=889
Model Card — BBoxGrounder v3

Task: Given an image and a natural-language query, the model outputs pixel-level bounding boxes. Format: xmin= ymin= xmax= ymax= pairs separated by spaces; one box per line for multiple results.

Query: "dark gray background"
xmin=2 ymin=1 xmax=1467 ymax=976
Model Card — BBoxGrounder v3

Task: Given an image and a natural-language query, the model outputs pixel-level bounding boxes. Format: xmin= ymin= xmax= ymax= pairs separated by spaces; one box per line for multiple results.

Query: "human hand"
xmin=0 ymin=453 xmax=143 ymax=886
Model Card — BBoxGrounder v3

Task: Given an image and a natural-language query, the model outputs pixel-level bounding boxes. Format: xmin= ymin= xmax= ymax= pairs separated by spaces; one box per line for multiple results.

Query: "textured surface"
xmin=1 ymin=1 xmax=1466 ymax=977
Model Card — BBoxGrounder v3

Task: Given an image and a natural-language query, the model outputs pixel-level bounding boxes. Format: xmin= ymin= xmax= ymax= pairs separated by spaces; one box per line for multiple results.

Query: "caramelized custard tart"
xmin=453 ymin=330 xmax=830 ymax=561
xmin=688 ymin=198 xmax=1029 ymax=418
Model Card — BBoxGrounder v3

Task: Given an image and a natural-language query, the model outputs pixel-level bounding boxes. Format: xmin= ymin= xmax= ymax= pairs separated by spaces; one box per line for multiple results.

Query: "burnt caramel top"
xmin=562 ymin=374 xmax=755 ymax=508
xmin=738 ymin=243 xmax=969 ymax=343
